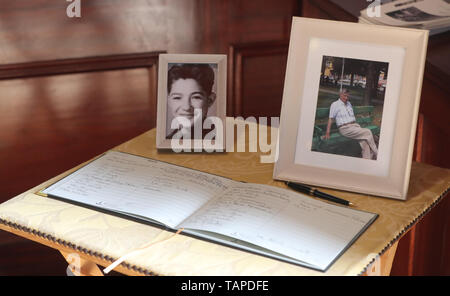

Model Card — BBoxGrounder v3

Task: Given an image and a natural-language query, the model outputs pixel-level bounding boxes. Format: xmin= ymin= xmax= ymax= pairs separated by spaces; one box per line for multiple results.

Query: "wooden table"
xmin=0 ymin=126 xmax=448 ymax=276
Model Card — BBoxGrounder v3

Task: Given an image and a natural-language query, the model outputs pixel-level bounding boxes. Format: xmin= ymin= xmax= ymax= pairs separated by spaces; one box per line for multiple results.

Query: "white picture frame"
xmin=273 ymin=17 xmax=428 ymax=200
xmin=156 ymin=54 xmax=227 ymax=151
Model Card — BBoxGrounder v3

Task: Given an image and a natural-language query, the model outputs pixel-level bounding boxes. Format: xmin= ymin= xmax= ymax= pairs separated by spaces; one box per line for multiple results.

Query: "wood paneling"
xmin=0 ymin=53 xmax=159 ymax=201
xmin=301 ymin=0 xmax=355 ymax=21
xmin=414 ymin=113 xmax=450 ymax=168
xmin=0 ymin=232 xmax=67 ymax=276
xmin=228 ymin=41 xmax=288 ymax=118
xmin=414 ymin=32 xmax=450 ymax=168
xmin=0 ymin=52 xmax=163 ymax=80
xmin=391 ymin=194 xmax=450 ymax=275
xmin=0 ymin=0 xmax=200 ymax=64
xmin=199 ymin=0 xmax=298 ymax=121
xmin=199 ymin=0 xmax=298 ymax=54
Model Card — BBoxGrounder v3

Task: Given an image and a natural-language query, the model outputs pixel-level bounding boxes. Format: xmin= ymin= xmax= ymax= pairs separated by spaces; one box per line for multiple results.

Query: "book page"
xmin=42 ymin=151 xmax=233 ymax=228
xmin=180 ymin=183 xmax=377 ymax=270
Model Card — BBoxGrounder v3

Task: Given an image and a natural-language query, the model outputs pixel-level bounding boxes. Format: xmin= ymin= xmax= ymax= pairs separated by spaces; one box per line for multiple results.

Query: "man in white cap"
xmin=324 ymin=88 xmax=378 ymax=159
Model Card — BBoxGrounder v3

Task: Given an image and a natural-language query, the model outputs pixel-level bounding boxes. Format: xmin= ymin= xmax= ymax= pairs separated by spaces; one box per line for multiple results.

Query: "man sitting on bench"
xmin=324 ymin=88 xmax=378 ymax=160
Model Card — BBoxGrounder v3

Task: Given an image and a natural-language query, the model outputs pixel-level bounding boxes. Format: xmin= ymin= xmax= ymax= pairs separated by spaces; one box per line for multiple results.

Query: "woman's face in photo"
xmin=168 ymin=78 xmax=212 ymax=127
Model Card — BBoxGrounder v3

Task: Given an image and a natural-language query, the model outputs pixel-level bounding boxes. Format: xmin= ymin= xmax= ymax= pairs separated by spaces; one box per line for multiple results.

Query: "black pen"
xmin=285 ymin=181 xmax=354 ymax=206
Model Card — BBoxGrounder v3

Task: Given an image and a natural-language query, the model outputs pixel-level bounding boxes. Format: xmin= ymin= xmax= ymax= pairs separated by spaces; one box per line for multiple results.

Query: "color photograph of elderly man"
xmin=311 ymin=56 xmax=389 ymax=160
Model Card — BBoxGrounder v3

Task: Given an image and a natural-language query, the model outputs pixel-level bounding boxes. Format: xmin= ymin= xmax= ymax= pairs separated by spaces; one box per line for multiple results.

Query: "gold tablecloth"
xmin=0 ymin=127 xmax=448 ymax=275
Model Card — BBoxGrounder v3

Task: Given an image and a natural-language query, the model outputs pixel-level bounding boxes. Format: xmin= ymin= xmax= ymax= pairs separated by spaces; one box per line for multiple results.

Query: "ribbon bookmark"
xmin=103 ymin=228 xmax=184 ymax=274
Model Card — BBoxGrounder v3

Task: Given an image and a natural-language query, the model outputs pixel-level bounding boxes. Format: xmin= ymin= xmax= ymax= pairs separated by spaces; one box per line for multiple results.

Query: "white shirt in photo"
xmin=329 ymin=99 xmax=356 ymax=127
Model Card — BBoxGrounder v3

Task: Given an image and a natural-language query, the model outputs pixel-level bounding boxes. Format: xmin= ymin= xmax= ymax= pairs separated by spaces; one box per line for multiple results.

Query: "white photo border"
xmin=273 ymin=17 xmax=428 ymax=200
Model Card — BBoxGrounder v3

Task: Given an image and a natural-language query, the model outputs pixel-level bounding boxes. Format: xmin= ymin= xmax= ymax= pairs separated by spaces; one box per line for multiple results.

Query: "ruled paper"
xmin=43 ymin=151 xmax=233 ymax=228
xmin=180 ymin=183 xmax=377 ymax=270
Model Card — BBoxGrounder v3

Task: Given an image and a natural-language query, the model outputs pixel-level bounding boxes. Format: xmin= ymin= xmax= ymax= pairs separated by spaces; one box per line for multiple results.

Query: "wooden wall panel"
xmin=199 ymin=0 xmax=298 ymax=54
xmin=443 ymin=197 xmax=450 ymax=275
xmin=0 ymin=0 xmax=200 ymax=64
xmin=414 ymin=77 xmax=450 ymax=168
xmin=0 ymin=65 xmax=157 ymax=200
xmin=228 ymin=42 xmax=288 ymax=118
xmin=414 ymin=113 xmax=450 ymax=169
xmin=391 ymin=194 xmax=450 ymax=275
xmin=0 ymin=232 xmax=68 ymax=275
xmin=301 ymin=0 xmax=355 ymax=21
xmin=200 ymin=0 xmax=299 ymax=121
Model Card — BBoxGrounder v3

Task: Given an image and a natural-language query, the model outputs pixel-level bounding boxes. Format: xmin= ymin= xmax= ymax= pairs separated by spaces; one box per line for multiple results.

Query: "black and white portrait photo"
xmin=166 ymin=63 xmax=218 ymax=139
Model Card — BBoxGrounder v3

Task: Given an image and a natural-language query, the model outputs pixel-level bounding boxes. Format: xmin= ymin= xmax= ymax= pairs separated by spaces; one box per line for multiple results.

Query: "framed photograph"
xmin=156 ymin=54 xmax=227 ymax=151
xmin=273 ymin=17 xmax=428 ymax=200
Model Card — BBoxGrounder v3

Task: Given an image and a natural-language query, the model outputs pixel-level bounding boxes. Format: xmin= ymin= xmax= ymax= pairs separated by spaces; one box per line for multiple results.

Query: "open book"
xmin=40 ymin=151 xmax=377 ymax=271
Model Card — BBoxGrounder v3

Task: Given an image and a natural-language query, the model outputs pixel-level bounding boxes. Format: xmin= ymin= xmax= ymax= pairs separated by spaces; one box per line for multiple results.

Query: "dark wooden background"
xmin=0 ymin=0 xmax=448 ymax=275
